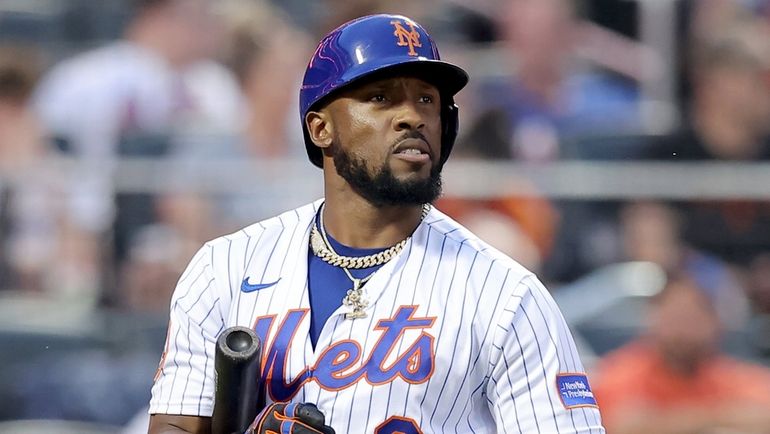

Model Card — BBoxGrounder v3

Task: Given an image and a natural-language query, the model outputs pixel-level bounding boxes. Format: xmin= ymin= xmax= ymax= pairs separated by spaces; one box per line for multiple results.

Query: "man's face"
xmin=649 ymin=280 xmax=721 ymax=375
xmin=321 ymin=75 xmax=444 ymax=206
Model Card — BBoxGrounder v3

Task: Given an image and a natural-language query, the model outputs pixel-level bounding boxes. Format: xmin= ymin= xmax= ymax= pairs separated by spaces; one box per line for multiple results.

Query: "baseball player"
xmin=149 ymin=14 xmax=605 ymax=433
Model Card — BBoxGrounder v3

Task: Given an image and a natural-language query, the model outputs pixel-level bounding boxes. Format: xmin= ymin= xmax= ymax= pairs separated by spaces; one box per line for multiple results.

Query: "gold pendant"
xmin=343 ymin=283 xmax=369 ymax=319
xmin=344 ymin=309 xmax=368 ymax=320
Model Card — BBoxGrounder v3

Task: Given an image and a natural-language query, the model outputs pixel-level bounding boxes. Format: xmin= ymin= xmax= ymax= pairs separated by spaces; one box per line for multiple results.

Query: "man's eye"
xmin=370 ymin=94 xmax=387 ymax=102
xmin=420 ymin=95 xmax=435 ymax=104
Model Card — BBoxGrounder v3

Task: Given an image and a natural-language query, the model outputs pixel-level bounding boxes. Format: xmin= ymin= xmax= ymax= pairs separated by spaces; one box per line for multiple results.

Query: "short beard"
xmin=332 ymin=144 xmax=442 ymax=207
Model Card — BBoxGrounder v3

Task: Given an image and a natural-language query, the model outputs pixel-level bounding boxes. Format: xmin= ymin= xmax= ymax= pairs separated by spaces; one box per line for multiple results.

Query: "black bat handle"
xmin=212 ymin=326 xmax=263 ymax=434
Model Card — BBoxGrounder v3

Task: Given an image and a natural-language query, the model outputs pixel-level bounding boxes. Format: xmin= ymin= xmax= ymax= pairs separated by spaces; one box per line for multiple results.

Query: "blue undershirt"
xmin=307 ymin=212 xmax=386 ymax=349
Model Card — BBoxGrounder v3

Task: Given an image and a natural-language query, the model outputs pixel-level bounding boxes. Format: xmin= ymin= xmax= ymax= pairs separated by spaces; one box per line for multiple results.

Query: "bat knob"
xmin=217 ymin=326 xmax=261 ymax=361
xmin=225 ymin=328 xmax=257 ymax=353
xmin=213 ymin=326 xmax=263 ymax=434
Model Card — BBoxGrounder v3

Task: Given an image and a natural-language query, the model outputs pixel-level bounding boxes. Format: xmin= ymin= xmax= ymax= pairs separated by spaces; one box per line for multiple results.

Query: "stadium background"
xmin=1 ymin=0 xmax=769 ymax=432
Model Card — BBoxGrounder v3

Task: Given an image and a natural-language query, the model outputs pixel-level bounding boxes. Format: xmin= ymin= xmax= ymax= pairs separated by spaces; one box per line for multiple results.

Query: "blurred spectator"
xmin=620 ymin=201 xmax=749 ymax=332
xmin=593 ymin=274 xmax=770 ymax=433
xmin=646 ymin=17 xmax=770 ymax=162
xmin=469 ymin=0 xmax=642 ymax=162
xmin=640 ymin=17 xmax=770 ymax=357
xmin=33 ymin=0 xmax=244 ymax=305
xmin=0 ymin=44 xmax=57 ymax=293
xmin=114 ymin=0 xmax=319 ymax=311
xmin=157 ymin=0 xmax=317 ymax=232
xmin=451 ymin=0 xmax=645 ymax=284
xmin=218 ymin=0 xmax=311 ymax=160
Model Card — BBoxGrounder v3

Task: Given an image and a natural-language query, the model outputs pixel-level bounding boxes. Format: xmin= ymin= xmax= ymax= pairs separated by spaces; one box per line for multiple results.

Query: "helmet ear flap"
xmin=440 ymin=101 xmax=459 ymax=167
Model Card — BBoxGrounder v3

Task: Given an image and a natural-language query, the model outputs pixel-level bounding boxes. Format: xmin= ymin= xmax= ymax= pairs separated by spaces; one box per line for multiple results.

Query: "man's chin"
xmin=334 ymin=148 xmax=441 ymax=205
xmin=389 ymin=160 xmax=434 ymax=181
xmin=391 ymin=172 xmax=432 ymax=186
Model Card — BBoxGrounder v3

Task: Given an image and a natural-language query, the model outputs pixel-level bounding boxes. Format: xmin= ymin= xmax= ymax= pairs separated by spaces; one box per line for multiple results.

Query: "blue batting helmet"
xmin=300 ymin=14 xmax=469 ymax=168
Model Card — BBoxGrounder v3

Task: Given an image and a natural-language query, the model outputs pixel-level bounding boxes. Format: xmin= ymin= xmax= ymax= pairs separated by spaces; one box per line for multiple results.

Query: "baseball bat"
xmin=212 ymin=326 xmax=263 ymax=434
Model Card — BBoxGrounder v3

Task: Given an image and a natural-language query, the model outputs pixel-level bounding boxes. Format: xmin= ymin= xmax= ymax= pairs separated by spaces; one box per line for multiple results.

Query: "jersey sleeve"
xmin=149 ymin=243 xmax=225 ymax=417
xmin=486 ymin=275 xmax=605 ymax=433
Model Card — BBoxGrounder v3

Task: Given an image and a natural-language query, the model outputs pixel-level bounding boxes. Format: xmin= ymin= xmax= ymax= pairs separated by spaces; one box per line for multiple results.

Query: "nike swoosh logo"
xmin=241 ymin=277 xmax=281 ymax=293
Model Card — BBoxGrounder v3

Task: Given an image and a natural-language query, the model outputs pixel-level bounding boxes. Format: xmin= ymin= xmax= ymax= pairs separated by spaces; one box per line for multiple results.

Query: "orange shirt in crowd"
xmin=593 ymin=339 xmax=770 ymax=428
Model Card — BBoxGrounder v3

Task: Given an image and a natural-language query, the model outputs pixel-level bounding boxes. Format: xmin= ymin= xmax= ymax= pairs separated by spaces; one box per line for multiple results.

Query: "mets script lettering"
xmin=391 ymin=20 xmax=422 ymax=56
xmin=254 ymin=306 xmax=436 ymax=402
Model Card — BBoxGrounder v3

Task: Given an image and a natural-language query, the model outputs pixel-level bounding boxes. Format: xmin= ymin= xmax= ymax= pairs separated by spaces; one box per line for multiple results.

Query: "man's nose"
xmin=393 ymin=100 xmax=426 ymax=131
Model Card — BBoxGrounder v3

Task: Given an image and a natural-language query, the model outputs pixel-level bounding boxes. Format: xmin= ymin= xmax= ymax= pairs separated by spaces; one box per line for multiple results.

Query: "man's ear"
xmin=306 ymin=111 xmax=333 ymax=149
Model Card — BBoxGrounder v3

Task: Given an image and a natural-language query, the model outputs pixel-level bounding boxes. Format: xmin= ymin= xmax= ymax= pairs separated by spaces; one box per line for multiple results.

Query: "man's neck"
xmin=321 ymin=193 xmax=425 ymax=249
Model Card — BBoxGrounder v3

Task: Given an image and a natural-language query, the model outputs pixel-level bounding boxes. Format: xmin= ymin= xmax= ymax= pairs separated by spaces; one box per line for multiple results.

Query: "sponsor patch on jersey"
xmin=556 ymin=373 xmax=598 ymax=409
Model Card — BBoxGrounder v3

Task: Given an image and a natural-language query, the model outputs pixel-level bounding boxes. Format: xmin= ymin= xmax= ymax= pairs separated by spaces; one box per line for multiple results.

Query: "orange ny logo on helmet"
xmin=391 ymin=20 xmax=422 ymax=56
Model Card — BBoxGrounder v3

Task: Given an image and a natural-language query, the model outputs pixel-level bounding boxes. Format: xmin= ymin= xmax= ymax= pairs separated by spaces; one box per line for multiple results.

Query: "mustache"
xmin=392 ymin=130 xmax=430 ymax=148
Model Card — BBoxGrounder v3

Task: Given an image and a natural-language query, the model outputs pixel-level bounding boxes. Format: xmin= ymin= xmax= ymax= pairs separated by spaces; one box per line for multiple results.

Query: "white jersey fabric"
xmin=150 ymin=200 xmax=605 ymax=433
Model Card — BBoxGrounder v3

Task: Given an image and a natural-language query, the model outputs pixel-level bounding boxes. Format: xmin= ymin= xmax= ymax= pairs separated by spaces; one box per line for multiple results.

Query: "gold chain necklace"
xmin=310 ymin=203 xmax=430 ymax=319
xmin=309 ymin=204 xmax=430 ymax=269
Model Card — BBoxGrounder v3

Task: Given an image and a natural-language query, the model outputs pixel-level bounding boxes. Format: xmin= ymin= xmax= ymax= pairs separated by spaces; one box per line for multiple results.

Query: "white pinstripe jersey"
xmin=150 ymin=200 xmax=605 ymax=433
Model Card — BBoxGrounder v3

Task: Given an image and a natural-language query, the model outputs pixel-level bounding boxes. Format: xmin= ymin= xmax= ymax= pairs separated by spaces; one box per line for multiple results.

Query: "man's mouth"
xmin=393 ymin=137 xmax=431 ymax=159
xmin=398 ymin=148 xmax=425 ymax=155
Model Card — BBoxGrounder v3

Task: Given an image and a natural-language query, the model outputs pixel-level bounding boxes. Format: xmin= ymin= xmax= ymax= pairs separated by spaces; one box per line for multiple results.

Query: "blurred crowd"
xmin=2 ymin=0 xmax=770 ymax=431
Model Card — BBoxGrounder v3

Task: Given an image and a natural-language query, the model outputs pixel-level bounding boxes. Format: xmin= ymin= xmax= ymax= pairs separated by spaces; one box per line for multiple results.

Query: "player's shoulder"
xmin=424 ymin=205 xmax=534 ymax=280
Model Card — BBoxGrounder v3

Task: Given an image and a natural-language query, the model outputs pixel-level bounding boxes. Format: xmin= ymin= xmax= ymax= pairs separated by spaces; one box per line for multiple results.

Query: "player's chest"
xmin=228 ymin=261 xmax=495 ymax=389
xmin=272 ymin=305 xmax=435 ymax=396
xmin=232 ymin=295 xmax=482 ymax=398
